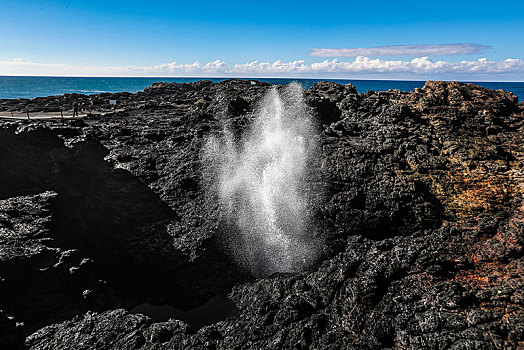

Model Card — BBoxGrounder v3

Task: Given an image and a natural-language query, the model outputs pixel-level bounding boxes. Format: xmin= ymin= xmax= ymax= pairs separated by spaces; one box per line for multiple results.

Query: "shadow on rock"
xmin=0 ymin=124 xmax=243 ymax=335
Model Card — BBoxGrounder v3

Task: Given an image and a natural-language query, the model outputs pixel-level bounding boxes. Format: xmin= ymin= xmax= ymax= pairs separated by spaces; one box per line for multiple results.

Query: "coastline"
xmin=1 ymin=79 xmax=522 ymax=348
xmin=1 ymin=79 xmax=522 ymax=119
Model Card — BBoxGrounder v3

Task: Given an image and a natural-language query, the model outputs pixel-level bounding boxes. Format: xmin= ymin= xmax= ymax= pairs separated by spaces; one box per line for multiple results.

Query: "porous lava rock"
xmin=0 ymin=80 xmax=522 ymax=349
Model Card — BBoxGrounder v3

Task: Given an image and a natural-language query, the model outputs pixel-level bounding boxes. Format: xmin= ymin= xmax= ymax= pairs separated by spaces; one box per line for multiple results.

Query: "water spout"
xmin=205 ymin=83 xmax=319 ymax=276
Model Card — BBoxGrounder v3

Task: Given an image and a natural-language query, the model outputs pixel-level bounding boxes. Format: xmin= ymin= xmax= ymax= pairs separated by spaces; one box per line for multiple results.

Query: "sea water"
xmin=1 ymin=76 xmax=523 ymax=101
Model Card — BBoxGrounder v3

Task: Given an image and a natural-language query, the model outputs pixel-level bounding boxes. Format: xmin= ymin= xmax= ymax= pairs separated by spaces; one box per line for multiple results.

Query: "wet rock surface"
xmin=0 ymin=80 xmax=522 ymax=349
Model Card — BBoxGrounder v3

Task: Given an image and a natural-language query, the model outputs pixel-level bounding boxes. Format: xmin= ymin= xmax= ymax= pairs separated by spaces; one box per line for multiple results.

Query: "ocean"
xmin=0 ymin=76 xmax=523 ymax=101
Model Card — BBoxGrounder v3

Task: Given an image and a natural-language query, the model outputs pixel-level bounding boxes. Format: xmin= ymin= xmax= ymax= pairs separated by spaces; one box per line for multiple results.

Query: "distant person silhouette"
xmin=72 ymin=102 xmax=79 ymax=117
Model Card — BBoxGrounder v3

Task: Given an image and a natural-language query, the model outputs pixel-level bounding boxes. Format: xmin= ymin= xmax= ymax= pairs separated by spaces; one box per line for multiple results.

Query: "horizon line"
xmin=1 ymin=74 xmax=523 ymax=84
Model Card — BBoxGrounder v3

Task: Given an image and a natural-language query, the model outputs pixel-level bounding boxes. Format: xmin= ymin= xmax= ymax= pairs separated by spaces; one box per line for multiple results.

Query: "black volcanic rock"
xmin=0 ymin=80 xmax=522 ymax=349
xmin=144 ymin=80 xmax=213 ymax=96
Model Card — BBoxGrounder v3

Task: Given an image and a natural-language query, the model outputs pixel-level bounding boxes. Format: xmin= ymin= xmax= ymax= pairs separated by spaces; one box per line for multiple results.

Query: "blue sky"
xmin=1 ymin=0 xmax=523 ymax=80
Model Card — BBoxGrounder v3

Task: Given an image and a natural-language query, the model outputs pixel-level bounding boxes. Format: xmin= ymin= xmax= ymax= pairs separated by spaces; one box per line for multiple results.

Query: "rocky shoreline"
xmin=0 ymin=80 xmax=522 ymax=349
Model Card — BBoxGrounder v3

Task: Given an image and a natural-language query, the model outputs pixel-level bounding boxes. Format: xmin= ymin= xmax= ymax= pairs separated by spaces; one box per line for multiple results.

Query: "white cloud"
xmin=231 ymin=57 xmax=524 ymax=77
xmin=1 ymin=56 xmax=523 ymax=80
xmin=311 ymin=44 xmax=490 ymax=57
xmin=203 ymin=60 xmax=228 ymax=71
xmin=301 ymin=57 xmax=524 ymax=74
xmin=231 ymin=60 xmax=309 ymax=73
xmin=12 ymin=58 xmax=31 ymax=63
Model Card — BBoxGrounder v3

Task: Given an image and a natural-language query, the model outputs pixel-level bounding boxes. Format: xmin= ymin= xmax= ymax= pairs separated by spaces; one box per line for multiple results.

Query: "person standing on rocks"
xmin=72 ymin=102 xmax=79 ymax=117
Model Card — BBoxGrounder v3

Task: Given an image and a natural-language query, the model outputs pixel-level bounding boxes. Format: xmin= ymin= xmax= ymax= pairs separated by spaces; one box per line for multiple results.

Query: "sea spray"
xmin=204 ymin=83 xmax=319 ymax=276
